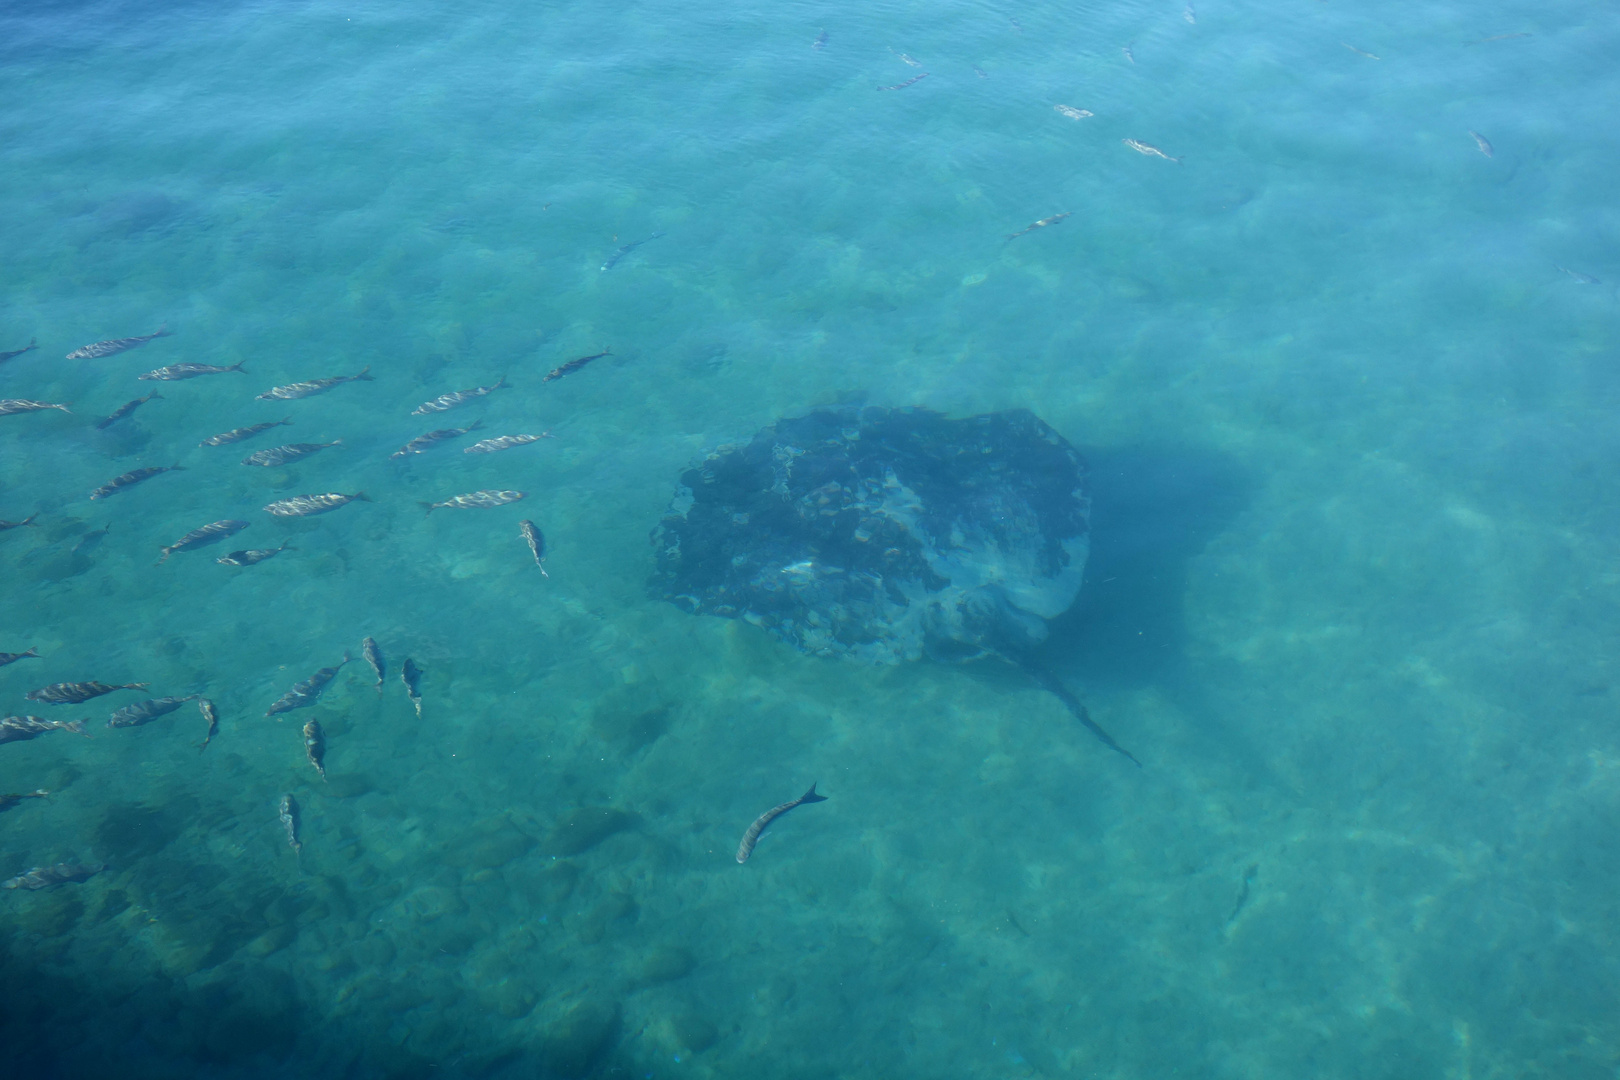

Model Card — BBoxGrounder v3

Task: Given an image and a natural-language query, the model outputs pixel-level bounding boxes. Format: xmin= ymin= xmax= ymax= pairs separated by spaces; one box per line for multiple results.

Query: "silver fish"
xmin=0 ymin=790 xmax=48 ymax=813
xmin=242 ymin=440 xmax=341 ymax=467
xmin=1054 ymin=105 xmax=1093 ymax=121
xmin=812 ymin=29 xmax=827 ymax=49
xmin=139 ymin=362 xmax=246 ymax=381
xmin=89 ymin=464 xmax=184 ymax=500
xmin=736 ymin=783 xmax=827 ymax=863
xmin=0 ymin=399 xmax=71 ymax=416
xmin=1468 ymin=130 xmax=1494 ymax=158
xmin=198 ymin=697 xmax=219 ymax=752
xmin=391 ymin=421 xmax=480 ymax=458
xmin=400 ymin=658 xmax=423 ymax=717
xmin=1558 ymin=266 xmax=1602 ymax=285
xmin=519 ymin=519 xmax=549 ymax=577
xmin=1183 ymin=4 xmax=1196 ymax=23
xmin=95 ymin=392 xmax=162 ymax=430
xmin=66 ymin=327 xmax=170 ymax=360
xmin=26 ymin=681 xmax=147 ymax=705
xmin=265 ymin=653 xmax=351 ymax=717
xmin=279 ymin=794 xmax=301 ymax=853
xmin=1341 ymin=42 xmax=1380 ymax=59
xmin=1 ymin=861 xmax=105 ymax=890
xmin=217 ymin=540 xmax=294 ymax=566
xmin=0 ymin=514 xmax=39 ymax=532
xmin=423 ymin=489 xmax=525 ymax=515
xmin=1007 ymin=212 xmax=1071 ymax=241
xmin=107 ymin=695 xmax=199 ymax=729
xmin=303 ymin=719 xmax=326 ymax=780
xmin=411 ymin=377 xmax=509 ymax=415
xmin=0 ymin=716 xmax=89 ymax=744
xmin=463 ymin=432 xmax=552 ymax=454
xmin=0 ymin=339 xmax=38 ymax=365
xmin=1122 ymin=138 xmax=1181 ymax=162
xmin=0 ymin=647 xmax=40 ymax=667
xmin=361 ymin=637 xmax=385 ymax=694
xmin=256 ymin=366 xmax=373 ymax=401
xmin=263 ymin=492 xmax=369 ymax=517
xmin=159 ymin=519 xmax=249 ymax=562
xmin=878 ymin=73 xmax=928 ymax=91
xmin=600 ymin=234 xmax=663 ymax=272
xmin=200 ymin=417 xmax=293 ymax=446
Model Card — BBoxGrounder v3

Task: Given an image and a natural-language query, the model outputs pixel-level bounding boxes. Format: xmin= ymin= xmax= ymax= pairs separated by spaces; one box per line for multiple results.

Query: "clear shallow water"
xmin=2 ymin=0 xmax=1619 ymax=1076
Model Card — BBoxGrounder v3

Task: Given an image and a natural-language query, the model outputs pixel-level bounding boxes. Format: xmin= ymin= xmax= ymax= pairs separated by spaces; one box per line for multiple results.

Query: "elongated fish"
xmin=1 ymin=861 xmax=105 ymax=890
xmin=0 ymin=339 xmax=37 ymax=365
xmin=0 ymin=790 xmax=48 ymax=813
xmin=400 ymin=658 xmax=423 ymax=717
xmin=543 ymin=350 xmax=609 ymax=383
xmin=198 ymin=697 xmax=219 ymax=752
xmin=1468 ymin=130 xmax=1494 ymax=158
xmin=256 ymin=366 xmax=373 ymax=401
xmin=0 ymin=647 xmax=40 ymax=668
xmin=139 ymin=362 xmax=246 ymax=381
xmin=1341 ymin=42 xmax=1380 ymax=60
xmin=362 ymin=637 xmax=385 ymax=694
xmin=217 ymin=540 xmax=294 ymax=566
xmin=265 ymin=653 xmax=351 ymax=717
xmin=108 ymin=694 xmax=198 ymax=729
xmin=391 ymin=421 xmax=480 ymax=458
xmin=423 ymin=489 xmax=525 ymax=515
xmin=263 ymin=492 xmax=369 ymax=517
xmin=519 ymin=519 xmax=549 ymax=577
xmin=1122 ymin=138 xmax=1181 ymax=162
xmin=159 ymin=519 xmax=249 ymax=562
xmin=601 ymin=233 xmax=663 ymax=272
xmin=411 ymin=378 xmax=508 ymax=416
xmin=90 ymin=464 xmax=183 ymax=501
xmin=0 ymin=514 xmax=38 ymax=532
xmin=1007 ymin=212 xmax=1071 ymax=241
xmin=464 ymin=432 xmax=552 ymax=454
xmin=0 ymin=399 xmax=71 ymax=416
xmin=812 ymin=29 xmax=827 ymax=49
xmin=1054 ymin=105 xmax=1093 ymax=120
xmin=96 ymin=392 xmax=162 ymax=430
xmin=736 ymin=783 xmax=827 ymax=863
xmin=878 ymin=73 xmax=928 ymax=91
xmin=303 ymin=719 xmax=327 ymax=780
xmin=242 ymin=440 xmax=341 ymax=467
xmin=200 ymin=417 xmax=293 ymax=446
xmin=0 ymin=716 xmax=89 ymax=744
xmin=279 ymin=794 xmax=302 ymax=853
xmin=67 ymin=327 xmax=170 ymax=360
xmin=27 ymin=681 xmax=148 ymax=706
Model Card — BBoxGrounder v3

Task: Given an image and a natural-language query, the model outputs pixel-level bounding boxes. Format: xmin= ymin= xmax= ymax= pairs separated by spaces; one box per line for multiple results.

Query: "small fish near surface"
xmin=601 ymin=233 xmax=663 ymax=272
xmin=200 ymin=417 xmax=293 ymax=446
xmin=0 ymin=514 xmax=39 ymax=532
xmin=400 ymin=658 xmax=423 ymax=717
xmin=139 ymin=362 xmax=246 ymax=382
xmin=198 ymin=697 xmax=219 ymax=752
xmin=812 ymin=29 xmax=827 ymax=49
xmin=279 ymin=794 xmax=302 ymax=853
xmin=464 ymin=432 xmax=552 ymax=454
xmin=159 ymin=519 xmax=249 ymax=562
xmin=519 ymin=519 xmax=549 ymax=577
xmin=0 ymin=647 xmax=41 ymax=668
xmin=303 ymin=719 xmax=327 ymax=780
xmin=0 ymin=790 xmax=48 ymax=813
xmin=95 ymin=392 xmax=162 ymax=430
xmin=0 ymin=399 xmax=71 ymax=417
xmin=89 ymin=464 xmax=184 ymax=501
xmin=362 ymin=637 xmax=385 ymax=694
xmin=1341 ymin=42 xmax=1380 ymax=60
xmin=1 ymin=861 xmax=105 ymax=890
xmin=263 ymin=492 xmax=369 ymax=518
xmin=256 ymin=366 xmax=373 ymax=401
xmin=66 ymin=327 xmax=170 ymax=360
xmin=27 ymin=681 xmax=148 ymax=706
xmin=543 ymin=350 xmax=609 ymax=383
xmin=423 ymin=489 xmax=525 ymax=515
xmin=1007 ymin=212 xmax=1071 ymax=242
xmin=736 ymin=783 xmax=827 ymax=863
xmin=265 ymin=653 xmax=351 ymax=717
xmin=878 ymin=72 xmax=929 ymax=91
xmin=1123 ymin=138 xmax=1181 ymax=162
xmin=0 ymin=339 xmax=38 ymax=365
xmin=0 ymin=715 xmax=89 ymax=744
xmin=1054 ymin=105 xmax=1093 ymax=121
xmin=1468 ymin=130 xmax=1494 ymax=158
xmin=391 ymin=421 xmax=480 ymax=458
xmin=217 ymin=540 xmax=294 ymax=566
xmin=242 ymin=440 xmax=342 ymax=467
xmin=411 ymin=378 xmax=509 ymax=416
xmin=107 ymin=694 xmax=199 ymax=729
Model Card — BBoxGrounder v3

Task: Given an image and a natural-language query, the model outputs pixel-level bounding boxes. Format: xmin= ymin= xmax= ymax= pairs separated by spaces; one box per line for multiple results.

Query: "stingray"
xmin=652 ymin=405 xmax=1139 ymax=765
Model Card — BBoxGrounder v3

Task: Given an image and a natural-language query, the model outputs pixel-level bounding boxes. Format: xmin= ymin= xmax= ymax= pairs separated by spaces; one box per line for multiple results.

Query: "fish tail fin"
xmin=23 ymin=648 xmax=39 ymax=658
xmin=352 ymin=491 xmax=371 ymax=502
xmin=494 ymin=376 xmax=509 ymax=390
xmin=421 ymin=501 xmax=436 ymax=516
xmin=230 ymin=362 xmax=247 ymax=373
xmin=281 ymin=416 xmax=294 ymax=426
xmin=330 ymin=438 xmax=343 ymax=446
xmin=469 ymin=419 xmax=484 ymax=432
xmin=800 ymin=782 xmax=828 ymax=803
xmin=156 ymin=549 xmax=171 ymax=564
xmin=21 ymin=514 xmax=37 ymax=526
xmin=66 ymin=719 xmax=89 ymax=737
xmin=133 ymin=683 xmax=151 ymax=692
xmin=171 ymin=464 xmax=187 ymax=471
xmin=154 ymin=325 xmax=172 ymax=338
xmin=279 ymin=542 xmax=296 ymax=552
xmin=354 ymin=366 xmax=374 ymax=381
xmin=150 ymin=392 xmax=163 ymax=400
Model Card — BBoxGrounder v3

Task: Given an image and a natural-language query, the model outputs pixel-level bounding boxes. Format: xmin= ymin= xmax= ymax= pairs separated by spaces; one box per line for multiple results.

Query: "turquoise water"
xmin=3 ymin=0 xmax=1619 ymax=1075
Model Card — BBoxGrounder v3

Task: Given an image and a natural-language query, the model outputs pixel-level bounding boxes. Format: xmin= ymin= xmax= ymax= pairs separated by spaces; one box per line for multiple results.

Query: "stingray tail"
xmin=1019 ymin=659 xmax=1142 ymax=767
